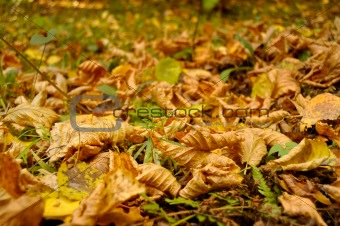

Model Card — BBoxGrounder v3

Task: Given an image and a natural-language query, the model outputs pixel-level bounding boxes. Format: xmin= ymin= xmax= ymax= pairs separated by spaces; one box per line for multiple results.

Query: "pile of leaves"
xmin=0 ymin=0 xmax=340 ymax=225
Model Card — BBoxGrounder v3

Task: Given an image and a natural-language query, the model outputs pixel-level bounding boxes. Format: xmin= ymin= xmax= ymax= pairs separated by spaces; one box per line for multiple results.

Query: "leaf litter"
xmin=0 ymin=1 xmax=340 ymax=225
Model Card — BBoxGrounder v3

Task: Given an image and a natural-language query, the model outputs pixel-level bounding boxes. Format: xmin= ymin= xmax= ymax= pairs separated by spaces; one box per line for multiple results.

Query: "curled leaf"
xmin=266 ymin=139 xmax=336 ymax=171
xmin=137 ymin=163 xmax=181 ymax=197
xmin=246 ymin=110 xmax=290 ymax=128
xmin=250 ymin=128 xmax=292 ymax=147
xmin=180 ymin=126 xmax=241 ymax=152
xmin=47 ymin=115 xmax=147 ymax=162
xmin=153 ymin=135 xmax=240 ymax=168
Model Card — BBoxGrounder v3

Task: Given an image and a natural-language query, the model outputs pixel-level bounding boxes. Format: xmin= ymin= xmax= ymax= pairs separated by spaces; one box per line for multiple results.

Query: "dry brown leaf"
xmin=47 ymin=115 xmax=147 ymax=162
xmin=180 ymin=126 xmax=241 ymax=152
xmin=179 ymin=163 xmax=243 ymax=199
xmin=321 ymin=179 xmax=340 ymax=203
xmin=3 ymin=103 xmax=59 ymax=136
xmin=153 ymin=135 xmax=240 ymax=168
xmin=238 ymin=128 xmax=267 ymax=166
xmin=46 ymin=73 xmax=68 ymax=98
xmin=150 ymin=82 xmax=177 ymax=109
xmin=31 ymin=90 xmax=47 ymax=107
xmin=300 ymin=93 xmax=340 ymax=127
xmin=315 ymin=120 xmax=340 ymax=147
xmin=319 ymin=44 xmax=340 ymax=83
xmin=0 ymin=187 xmax=44 ymax=226
xmin=246 ymin=110 xmax=290 ymax=128
xmin=279 ymin=192 xmax=327 ymax=226
xmin=250 ymin=128 xmax=292 ymax=147
xmin=110 ymin=152 xmax=139 ymax=176
xmin=268 ymin=69 xmax=300 ymax=99
xmin=266 ymin=139 xmax=336 ymax=171
xmin=71 ymin=168 xmax=145 ymax=225
xmin=0 ymin=153 xmax=44 ymax=226
xmin=137 ymin=163 xmax=181 ymax=197
xmin=68 ymin=60 xmax=107 ymax=86
xmin=280 ymin=174 xmax=332 ymax=205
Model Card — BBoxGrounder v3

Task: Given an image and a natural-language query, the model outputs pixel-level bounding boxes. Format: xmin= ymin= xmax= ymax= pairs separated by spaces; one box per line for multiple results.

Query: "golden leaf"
xmin=43 ymin=192 xmax=80 ymax=219
xmin=238 ymin=128 xmax=267 ymax=166
xmin=179 ymin=163 xmax=243 ymax=199
xmin=279 ymin=192 xmax=327 ymax=226
xmin=3 ymin=103 xmax=59 ymax=136
xmin=71 ymin=168 xmax=145 ymax=225
xmin=251 ymin=73 xmax=273 ymax=98
xmin=301 ymin=93 xmax=340 ymax=127
xmin=266 ymin=139 xmax=336 ymax=171
xmin=137 ymin=163 xmax=181 ymax=197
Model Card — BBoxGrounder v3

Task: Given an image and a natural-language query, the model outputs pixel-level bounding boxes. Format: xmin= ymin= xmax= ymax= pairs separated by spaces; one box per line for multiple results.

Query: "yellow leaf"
xmin=266 ymin=139 xmax=336 ymax=171
xmin=251 ymin=73 xmax=273 ymax=98
xmin=24 ymin=48 xmax=45 ymax=61
xmin=57 ymin=161 xmax=106 ymax=201
xmin=111 ymin=64 xmax=131 ymax=75
xmin=43 ymin=192 xmax=80 ymax=218
xmin=47 ymin=55 xmax=61 ymax=65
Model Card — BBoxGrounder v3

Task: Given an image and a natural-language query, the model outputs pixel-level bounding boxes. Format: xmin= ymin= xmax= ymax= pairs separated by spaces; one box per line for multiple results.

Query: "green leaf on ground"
xmin=155 ymin=57 xmax=181 ymax=84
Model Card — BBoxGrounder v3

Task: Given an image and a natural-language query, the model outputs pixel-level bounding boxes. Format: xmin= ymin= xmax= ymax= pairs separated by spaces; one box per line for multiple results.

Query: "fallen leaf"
xmin=266 ymin=139 xmax=336 ymax=171
xmin=155 ymin=57 xmax=181 ymax=84
xmin=71 ymin=168 xmax=145 ymax=225
xmin=57 ymin=161 xmax=106 ymax=201
xmin=301 ymin=93 xmax=340 ymax=128
xmin=137 ymin=163 xmax=181 ymax=197
xmin=279 ymin=192 xmax=327 ymax=226
xmin=3 ymin=103 xmax=59 ymax=136
xmin=179 ymin=163 xmax=243 ymax=199
xmin=321 ymin=179 xmax=340 ymax=203
xmin=180 ymin=126 xmax=241 ymax=152
xmin=47 ymin=115 xmax=146 ymax=162
xmin=239 ymin=128 xmax=267 ymax=166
